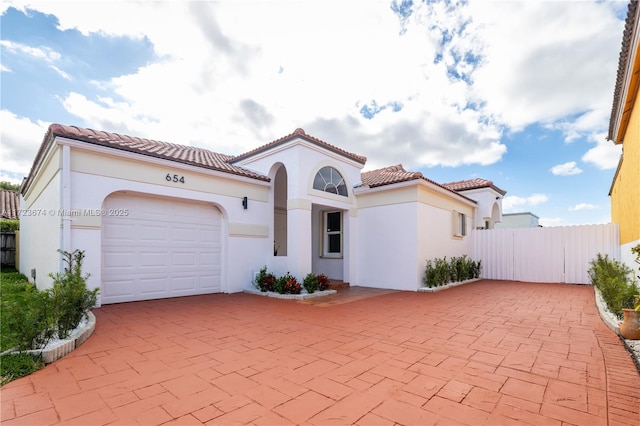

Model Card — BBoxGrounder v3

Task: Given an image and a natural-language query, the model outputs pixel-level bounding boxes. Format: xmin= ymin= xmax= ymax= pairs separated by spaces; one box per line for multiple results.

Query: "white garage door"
xmin=101 ymin=193 xmax=222 ymax=304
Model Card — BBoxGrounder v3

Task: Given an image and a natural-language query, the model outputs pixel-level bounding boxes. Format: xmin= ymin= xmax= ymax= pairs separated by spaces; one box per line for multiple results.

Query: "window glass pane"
xmin=328 ymin=234 xmax=341 ymax=253
xmin=312 ymin=166 xmax=348 ymax=197
xmin=313 ymin=172 xmax=326 ymax=190
xmin=327 ymin=211 xmax=341 ymax=231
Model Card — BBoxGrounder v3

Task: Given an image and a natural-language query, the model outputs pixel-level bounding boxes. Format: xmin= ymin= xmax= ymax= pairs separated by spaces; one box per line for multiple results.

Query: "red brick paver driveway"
xmin=2 ymin=280 xmax=639 ymax=425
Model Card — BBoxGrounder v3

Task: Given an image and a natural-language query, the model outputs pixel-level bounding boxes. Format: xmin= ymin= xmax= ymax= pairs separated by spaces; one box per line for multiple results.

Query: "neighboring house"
xmin=495 ymin=212 xmax=540 ymax=229
xmin=442 ymin=178 xmax=506 ymax=230
xmin=20 ymin=124 xmax=503 ymax=305
xmin=608 ymin=0 xmax=640 ymax=269
xmin=1 ymin=190 xmax=20 ymax=220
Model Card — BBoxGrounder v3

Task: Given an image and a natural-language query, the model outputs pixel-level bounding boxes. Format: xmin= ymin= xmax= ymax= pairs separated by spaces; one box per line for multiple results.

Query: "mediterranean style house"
xmin=608 ymin=0 xmax=640 ymax=269
xmin=19 ymin=124 xmax=504 ymax=305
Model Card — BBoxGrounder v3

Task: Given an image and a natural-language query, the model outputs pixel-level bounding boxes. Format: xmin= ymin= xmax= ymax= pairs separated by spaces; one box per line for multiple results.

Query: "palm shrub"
xmin=588 ymin=253 xmax=638 ymax=319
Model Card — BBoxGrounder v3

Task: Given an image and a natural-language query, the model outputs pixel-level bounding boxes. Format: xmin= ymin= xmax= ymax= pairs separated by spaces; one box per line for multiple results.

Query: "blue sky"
xmin=0 ymin=0 xmax=629 ymax=226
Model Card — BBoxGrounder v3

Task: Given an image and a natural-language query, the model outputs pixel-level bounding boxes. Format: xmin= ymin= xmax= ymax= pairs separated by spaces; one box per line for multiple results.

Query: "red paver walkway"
xmin=1 ymin=280 xmax=639 ymax=425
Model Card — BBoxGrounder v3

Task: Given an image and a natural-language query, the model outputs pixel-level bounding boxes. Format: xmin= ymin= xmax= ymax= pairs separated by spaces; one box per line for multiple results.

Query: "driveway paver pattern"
xmin=1 ymin=280 xmax=639 ymax=425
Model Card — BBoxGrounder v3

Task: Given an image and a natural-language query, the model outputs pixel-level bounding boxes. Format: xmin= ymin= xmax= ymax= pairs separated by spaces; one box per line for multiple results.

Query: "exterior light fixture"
xmin=242 ymin=196 xmax=248 ymax=209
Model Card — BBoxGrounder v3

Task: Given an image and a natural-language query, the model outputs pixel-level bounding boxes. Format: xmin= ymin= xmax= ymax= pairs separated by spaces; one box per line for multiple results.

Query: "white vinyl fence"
xmin=473 ymin=223 xmax=620 ymax=284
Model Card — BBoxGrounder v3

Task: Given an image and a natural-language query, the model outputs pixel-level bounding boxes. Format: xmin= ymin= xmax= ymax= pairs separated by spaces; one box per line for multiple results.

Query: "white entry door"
xmin=101 ymin=193 xmax=222 ymax=304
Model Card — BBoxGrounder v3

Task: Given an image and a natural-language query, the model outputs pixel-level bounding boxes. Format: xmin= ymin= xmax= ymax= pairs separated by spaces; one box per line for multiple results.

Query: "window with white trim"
xmin=313 ymin=166 xmax=348 ymax=196
xmin=323 ymin=211 xmax=342 ymax=257
xmin=452 ymin=210 xmax=467 ymax=237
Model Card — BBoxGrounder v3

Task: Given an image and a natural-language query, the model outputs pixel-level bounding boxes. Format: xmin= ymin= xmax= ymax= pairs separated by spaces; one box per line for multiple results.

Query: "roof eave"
xmin=608 ymin=0 xmax=640 ymax=144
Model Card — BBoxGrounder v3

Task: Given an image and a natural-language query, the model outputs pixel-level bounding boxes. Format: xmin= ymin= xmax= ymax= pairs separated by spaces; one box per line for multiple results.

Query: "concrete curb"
xmin=593 ymin=287 xmax=621 ymax=335
xmin=418 ymin=278 xmax=481 ymax=293
xmin=244 ymin=288 xmax=337 ymax=300
xmin=10 ymin=311 xmax=96 ymax=364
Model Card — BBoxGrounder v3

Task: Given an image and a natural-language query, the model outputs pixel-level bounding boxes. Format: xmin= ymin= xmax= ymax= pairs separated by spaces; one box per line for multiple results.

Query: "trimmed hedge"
xmin=423 ymin=255 xmax=481 ymax=288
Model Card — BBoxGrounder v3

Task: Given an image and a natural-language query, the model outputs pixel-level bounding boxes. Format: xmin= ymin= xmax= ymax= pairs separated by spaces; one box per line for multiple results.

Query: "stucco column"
xmin=286 ymin=199 xmax=312 ymax=280
xmin=345 ymin=208 xmax=358 ymax=285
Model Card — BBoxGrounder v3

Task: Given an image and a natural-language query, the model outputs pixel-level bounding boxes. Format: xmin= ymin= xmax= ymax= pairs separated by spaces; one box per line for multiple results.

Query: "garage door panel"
xmin=173 ymin=252 xmax=198 ymax=267
xmin=138 ymin=251 xmax=169 ymax=268
xmin=103 ymin=250 xmax=136 ymax=267
xmin=102 ymin=278 xmax=135 ymax=299
xmin=102 ymin=193 xmax=222 ymax=304
xmin=200 ymin=276 xmax=220 ymax=290
xmin=199 ymin=229 xmax=221 ymax=243
xmin=171 ymin=276 xmax=197 ymax=292
xmin=139 ymin=225 xmax=170 ymax=242
xmin=199 ymin=253 xmax=219 ymax=266
xmin=103 ymin=223 xmax=137 ymax=242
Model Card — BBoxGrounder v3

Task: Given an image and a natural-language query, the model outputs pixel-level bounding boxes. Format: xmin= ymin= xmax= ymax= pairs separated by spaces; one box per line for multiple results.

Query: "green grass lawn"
xmin=0 ymin=267 xmax=45 ymax=385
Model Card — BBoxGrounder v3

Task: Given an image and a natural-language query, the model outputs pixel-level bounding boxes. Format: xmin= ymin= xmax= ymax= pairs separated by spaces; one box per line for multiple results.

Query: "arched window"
xmin=313 ymin=166 xmax=348 ymax=197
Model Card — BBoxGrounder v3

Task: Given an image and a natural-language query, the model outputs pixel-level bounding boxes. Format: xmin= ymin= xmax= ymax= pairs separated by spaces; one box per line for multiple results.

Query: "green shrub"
xmin=1 ymin=282 xmax=54 ymax=350
xmin=0 ymin=250 xmax=99 ymax=350
xmin=253 ymin=266 xmax=276 ymax=292
xmin=48 ymin=250 xmax=99 ymax=338
xmin=423 ymin=255 xmax=481 ymax=288
xmin=303 ymin=273 xmax=319 ymax=294
xmin=588 ymin=253 xmax=638 ymax=319
xmin=0 ymin=219 xmax=19 ymax=232
xmin=272 ymin=274 xmax=286 ymax=294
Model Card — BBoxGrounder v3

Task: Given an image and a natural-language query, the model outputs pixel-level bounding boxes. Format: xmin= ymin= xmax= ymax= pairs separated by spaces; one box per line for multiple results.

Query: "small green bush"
xmin=48 ymin=250 xmax=99 ymax=338
xmin=303 ymin=273 xmax=319 ymax=293
xmin=253 ymin=266 xmax=276 ymax=292
xmin=423 ymin=255 xmax=481 ymax=288
xmin=272 ymin=275 xmax=286 ymax=294
xmin=1 ymin=282 xmax=54 ymax=350
xmin=588 ymin=253 xmax=638 ymax=319
xmin=0 ymin=249 xmax=99 ymax=350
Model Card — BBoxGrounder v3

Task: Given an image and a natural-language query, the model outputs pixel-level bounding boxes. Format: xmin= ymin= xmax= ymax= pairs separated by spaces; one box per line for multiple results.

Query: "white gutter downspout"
xmin=61 ymin=143 xmax=72 ymax=257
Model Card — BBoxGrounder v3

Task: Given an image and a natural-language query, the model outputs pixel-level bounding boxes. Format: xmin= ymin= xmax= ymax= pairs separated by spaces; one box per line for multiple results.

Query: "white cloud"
xmin=1 ymin=63 xmax=11 ymax=72
xmin=466 ymin=2 xmax=621 ymax=135
xmin=49 ymin=65 xmax=70 ymax=80
xmin=0 ymin=110 xmax=49 ymax=182
xmin=1 ymin=1 xmax=625 ymax=175
xmin=569 ymin=203 xmax=598 ymax=211
xmin=502 ymin=194 xmax=550 ymax=212
xmin=550 ymin=161 xmax=582 ymax=176
xmin=582 ymin=139 xmax=622 ymax=170
xmin=0 ymin=40 xmax=61 ymax=63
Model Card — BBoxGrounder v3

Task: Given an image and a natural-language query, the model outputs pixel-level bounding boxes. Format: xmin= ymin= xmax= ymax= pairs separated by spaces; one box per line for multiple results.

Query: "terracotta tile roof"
xmin=442 ymin=178 xmax=507 ymax=196
xmin=1 ymin=190 xmax=20 ymax=220
xmin=360 ymin=164 xmax=424 ymax=187
xmin=22 ymin=124 xmax=270 ymax=194
xmin=608 ymin=0 xmax=640 ymax=142
xmin=358 ymin=164 xmax=476 ymax=203
xmin=231 ymin=128 xmax=367 ymax=165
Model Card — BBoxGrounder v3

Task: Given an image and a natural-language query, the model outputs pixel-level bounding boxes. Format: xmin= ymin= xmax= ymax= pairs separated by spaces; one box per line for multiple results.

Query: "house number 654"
xmin=165 ymin=173 xmax=185 ymax=184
